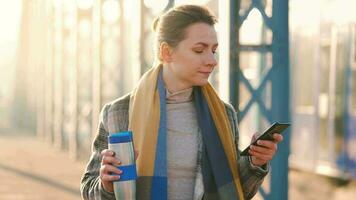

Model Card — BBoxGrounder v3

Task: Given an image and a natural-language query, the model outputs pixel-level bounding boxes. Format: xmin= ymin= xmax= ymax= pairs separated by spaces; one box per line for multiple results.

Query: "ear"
xmin=159 ymin=42 xmax=173 ymax=63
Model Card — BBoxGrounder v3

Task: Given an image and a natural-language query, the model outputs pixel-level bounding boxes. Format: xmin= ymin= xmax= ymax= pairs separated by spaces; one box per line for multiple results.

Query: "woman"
xmin=81 ymin=4 xmax=283 ymax=200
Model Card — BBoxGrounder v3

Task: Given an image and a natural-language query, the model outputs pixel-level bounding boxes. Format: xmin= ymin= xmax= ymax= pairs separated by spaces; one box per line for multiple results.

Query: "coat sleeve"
xmin=225 ymin=103 xmax=269 ymax=199
xmin=80 ymin=104 xmax=116 ymax=200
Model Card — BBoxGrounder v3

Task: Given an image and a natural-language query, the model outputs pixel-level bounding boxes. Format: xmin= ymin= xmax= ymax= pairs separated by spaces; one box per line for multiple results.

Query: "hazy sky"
xmin=0 ymin=0 xmax=22 ymax=98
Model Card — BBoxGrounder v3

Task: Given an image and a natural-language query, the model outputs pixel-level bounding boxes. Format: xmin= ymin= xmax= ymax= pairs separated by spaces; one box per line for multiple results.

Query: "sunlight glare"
xmin=175 ymin=0 xmax=211 ymax=6
xmin=102 ymin=0 xmax=120 ymax=24
xmin=240 ymin=8 xmax=263 ymax=45
xmin=0 ymin=0 xmax=22 ymax=99
xmin=323 ymin=0 xmax=356 ymax=24
xmin=79 ymin=19 xmax=91 ymax=38
xmin=77 ymin=0 xmax=93 ymax=10
xmin=144 ymin=0 xmax=169 ymax=14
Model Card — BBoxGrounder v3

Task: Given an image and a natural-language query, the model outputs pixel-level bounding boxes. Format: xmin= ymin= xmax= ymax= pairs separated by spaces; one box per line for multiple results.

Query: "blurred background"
xmin=0 ymin=0 xmax=355 ymax=199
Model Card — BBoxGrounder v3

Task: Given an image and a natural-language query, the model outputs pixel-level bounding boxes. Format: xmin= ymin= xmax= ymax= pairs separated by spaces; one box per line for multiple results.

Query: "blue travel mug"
xmin=108 ymin=131 xmax=137 ymax=200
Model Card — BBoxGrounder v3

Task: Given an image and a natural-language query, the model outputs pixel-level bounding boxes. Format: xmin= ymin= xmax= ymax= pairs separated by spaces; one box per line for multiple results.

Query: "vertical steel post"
xmin=92 ymin=0 xmax=102 ymax=140
xmin=229 ymin=0 xmax=240 ymax=109
xmin=230 ymin=0 xmax=290 ymax=199
xmin=53 ymin=3 xmax=64 ymax=149
xmin=270 ymin=0 xmax=290 ymax=199
xmin=45 ymin=2 xmax=54 ymax=144
xmin=69 ymin=3 xmax=78 ymax=159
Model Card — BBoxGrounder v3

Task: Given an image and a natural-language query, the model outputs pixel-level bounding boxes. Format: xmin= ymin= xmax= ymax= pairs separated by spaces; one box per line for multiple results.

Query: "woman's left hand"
xmin=249 ymin=133 xmax=283 ymax=167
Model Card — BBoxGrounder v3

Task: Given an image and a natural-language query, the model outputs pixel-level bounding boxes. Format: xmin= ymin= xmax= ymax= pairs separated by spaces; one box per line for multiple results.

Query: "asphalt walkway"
xmin=0 ymin=132 xmax=86 ymax=200
xmin=1 ymin=131 xmax=356 ymax=200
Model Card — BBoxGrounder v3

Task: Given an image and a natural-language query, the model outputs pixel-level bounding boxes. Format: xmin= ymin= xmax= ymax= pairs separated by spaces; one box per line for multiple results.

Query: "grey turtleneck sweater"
xmin=166 ymin=88 xmax=199 ymax=200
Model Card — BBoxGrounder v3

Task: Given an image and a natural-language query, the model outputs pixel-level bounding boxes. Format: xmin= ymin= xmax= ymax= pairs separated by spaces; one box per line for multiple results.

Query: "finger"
xmin=100 ymin=165 xmax=122 ymax=182
xmin=102 ymin=164 xmax=122 ymax=175
xmin=273 ymin=133 xmax=283 ymax=142
xmin=249 ymin=150 xmax=273 ymax=161
xmin=250 ymin=145 xmax=274 ymax=155
xmin=101 ymin=149 xmax=115 ymax=157
xmin=256 ymin=140 xmax=277 ymax=151
xmin=101 ymin=173 xmax=120 ymax=182
xmin=250 ymin=156 xmax=267 ymax=166
xmin=102 ymin=155 xmax=121 ymax=166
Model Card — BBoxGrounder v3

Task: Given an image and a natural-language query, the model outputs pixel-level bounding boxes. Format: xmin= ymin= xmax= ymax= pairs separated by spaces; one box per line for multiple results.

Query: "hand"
xmin=99 ymin=149 xmax=139 ymax=193
xmin=249 ymin=133 xmax=283 ymax=167
xmin=100 ymin=149 xmax=122 ymax=192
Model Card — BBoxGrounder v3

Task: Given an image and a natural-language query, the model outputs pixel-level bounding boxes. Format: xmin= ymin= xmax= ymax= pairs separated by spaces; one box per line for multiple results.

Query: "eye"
xmin=194 ymin=50 xmax=204 ymax=54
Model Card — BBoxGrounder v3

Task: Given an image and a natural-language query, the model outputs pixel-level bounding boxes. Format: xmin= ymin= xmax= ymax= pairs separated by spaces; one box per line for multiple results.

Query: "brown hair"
xmin=152 ymin=4 xmax=217 ymax=62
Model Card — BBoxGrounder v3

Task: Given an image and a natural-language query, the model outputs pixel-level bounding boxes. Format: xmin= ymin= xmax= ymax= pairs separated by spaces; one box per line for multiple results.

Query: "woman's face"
xmin=165 ymin=22 xmax=218 ymax=90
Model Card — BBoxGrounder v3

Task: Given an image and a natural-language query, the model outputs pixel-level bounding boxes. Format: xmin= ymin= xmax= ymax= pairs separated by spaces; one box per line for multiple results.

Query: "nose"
xmin=204 ymin=52 xmax=218 ymax=67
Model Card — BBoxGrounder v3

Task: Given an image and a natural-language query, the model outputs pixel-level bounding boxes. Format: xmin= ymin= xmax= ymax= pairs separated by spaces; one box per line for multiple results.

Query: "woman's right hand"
xmin=100 ymin=149 xmax=122 ymax=193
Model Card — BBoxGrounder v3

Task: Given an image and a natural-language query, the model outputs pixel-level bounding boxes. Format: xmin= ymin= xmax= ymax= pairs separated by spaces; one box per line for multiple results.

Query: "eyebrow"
xmin=194 ymin=42 xmax=218 ymax=47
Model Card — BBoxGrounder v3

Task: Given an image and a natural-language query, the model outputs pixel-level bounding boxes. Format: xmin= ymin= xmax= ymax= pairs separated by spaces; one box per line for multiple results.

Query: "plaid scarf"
xmin=129 ymin=64 xmax=245 ymax=200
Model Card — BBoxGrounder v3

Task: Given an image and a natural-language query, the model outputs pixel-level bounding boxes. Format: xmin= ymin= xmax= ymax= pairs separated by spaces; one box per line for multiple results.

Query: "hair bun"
xmin=152 ymin=16 xmax=160 ymax=32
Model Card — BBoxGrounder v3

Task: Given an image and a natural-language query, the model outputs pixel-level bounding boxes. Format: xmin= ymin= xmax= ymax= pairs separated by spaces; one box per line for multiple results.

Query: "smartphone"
xmin=240 ymin=122 xmax=290 ymax=156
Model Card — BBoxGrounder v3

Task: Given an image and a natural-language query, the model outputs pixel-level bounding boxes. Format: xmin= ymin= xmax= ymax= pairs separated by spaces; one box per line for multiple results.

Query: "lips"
xmin=198 ymin=71 xmax=211 ymax=75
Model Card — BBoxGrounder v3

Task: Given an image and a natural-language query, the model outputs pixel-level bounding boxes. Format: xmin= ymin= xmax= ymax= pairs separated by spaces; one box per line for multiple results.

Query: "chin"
xmin=194 ymin=79 xmax=209 ymax=86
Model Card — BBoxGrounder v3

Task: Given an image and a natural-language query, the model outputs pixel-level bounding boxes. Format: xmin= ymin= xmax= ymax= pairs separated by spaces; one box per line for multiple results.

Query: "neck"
xmin=162 ymin=63 xmax=192 ymax=93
